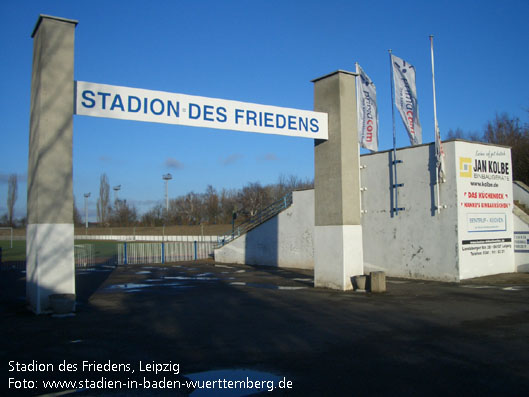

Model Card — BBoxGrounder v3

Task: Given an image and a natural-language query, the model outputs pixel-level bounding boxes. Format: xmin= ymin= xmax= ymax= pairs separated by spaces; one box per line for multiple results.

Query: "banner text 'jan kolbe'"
xmin=75 ymin=81 xmax=328 ymax=140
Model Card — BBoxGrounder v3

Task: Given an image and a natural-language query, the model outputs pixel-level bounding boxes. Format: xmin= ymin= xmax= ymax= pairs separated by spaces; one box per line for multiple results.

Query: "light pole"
xmin=113 ymin=185 xmax=121 ymax=202
xmin=84 ymin=192 xmax=91 ymax=232
xmin=162 ymin=174 xmax=172 ymax=214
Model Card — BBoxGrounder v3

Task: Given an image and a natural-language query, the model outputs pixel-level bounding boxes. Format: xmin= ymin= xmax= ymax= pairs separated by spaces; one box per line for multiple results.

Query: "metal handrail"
xmin=217 ymin=192 xmax=293 ymax=246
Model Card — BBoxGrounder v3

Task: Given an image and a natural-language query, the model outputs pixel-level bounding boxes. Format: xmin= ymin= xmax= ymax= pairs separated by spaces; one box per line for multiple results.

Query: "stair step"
xmin=218 ymin=193 xmax=293 ymax=246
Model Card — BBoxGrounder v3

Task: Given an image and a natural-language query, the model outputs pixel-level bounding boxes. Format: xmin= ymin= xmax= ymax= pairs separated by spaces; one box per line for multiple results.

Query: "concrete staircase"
xmin=218 ymin=192 xmax=293 ymax=246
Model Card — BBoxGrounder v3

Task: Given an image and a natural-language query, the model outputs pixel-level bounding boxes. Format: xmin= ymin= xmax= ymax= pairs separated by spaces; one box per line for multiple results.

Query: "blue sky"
xmin=1 ymin=0 xmax=529 ymax=221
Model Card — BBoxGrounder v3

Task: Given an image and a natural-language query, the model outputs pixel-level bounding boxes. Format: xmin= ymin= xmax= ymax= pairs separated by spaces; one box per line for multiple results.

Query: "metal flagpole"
xmin=389 ymin=50 xmax=402 ymax=216
xmin=430 ymin=35 xmax=442 ymax=215
xmin=355 ymin=62 xmax=361 ymax=134
xmin=355 ymin=62 xmax=365 ymax=215
xmin=430 ymin=36 xmax=439 ymax=142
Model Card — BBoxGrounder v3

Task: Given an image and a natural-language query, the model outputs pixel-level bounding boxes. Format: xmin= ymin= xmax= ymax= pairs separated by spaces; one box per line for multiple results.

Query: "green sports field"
xmin=0 ymin=240 xmax=25 ymax=263
xmin=0 ymin=240 xmax=118 ymax=263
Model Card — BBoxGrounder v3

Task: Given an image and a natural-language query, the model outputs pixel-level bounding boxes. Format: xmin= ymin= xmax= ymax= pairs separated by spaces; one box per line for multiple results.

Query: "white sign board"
xmin=75 ymin=81 xmax=328 ymax=140
xmin=456 ymin=142 xmax=514 ymax=278
xmin=514 ymin=231 xmax=529 ymax=253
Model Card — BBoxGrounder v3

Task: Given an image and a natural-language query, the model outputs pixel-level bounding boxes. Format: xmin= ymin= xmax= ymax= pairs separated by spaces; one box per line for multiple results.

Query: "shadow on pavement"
xmin=2 ymin=261 xmax=529 ymax=396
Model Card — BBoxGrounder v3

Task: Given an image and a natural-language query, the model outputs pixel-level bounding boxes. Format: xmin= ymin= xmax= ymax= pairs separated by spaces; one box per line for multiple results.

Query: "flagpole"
xmin=355 ymin=62 xmax=364 ymax=215
xmin=430 ymin=35 xmax=442 ymax=215
xmin=389 ymin=50 xmax=397 ymax=167
xmin=430 ymin=36 xmax=439 ymax=144
xmin=389 ymin=50 xmax=401 ymax=216
xmin=355 ymin=62 xmax=361 ymax=139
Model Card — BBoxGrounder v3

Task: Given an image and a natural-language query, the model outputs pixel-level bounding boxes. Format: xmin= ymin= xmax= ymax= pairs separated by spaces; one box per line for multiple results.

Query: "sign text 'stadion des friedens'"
xmin=75 ymin=81 xmax=328 ymax=140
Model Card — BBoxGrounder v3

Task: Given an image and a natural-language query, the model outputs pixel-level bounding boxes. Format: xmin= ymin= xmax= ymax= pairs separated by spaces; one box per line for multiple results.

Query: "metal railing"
xmin=117 ymin=240 xmax=217 ymax=265
xmin=74 ymin=244 xmax=95 ymax=268
xmin=218 ymin=192 xmax=293 ymax=247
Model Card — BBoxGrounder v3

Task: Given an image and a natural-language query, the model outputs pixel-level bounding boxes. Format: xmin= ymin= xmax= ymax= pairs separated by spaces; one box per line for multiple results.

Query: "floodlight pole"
xmin=162 ymin=174 xmax=173 ymax=214
xmin=113 ymin=185 xmax=121 ymax=202
xmin=84 ymin=192 xmax=90 ymax=231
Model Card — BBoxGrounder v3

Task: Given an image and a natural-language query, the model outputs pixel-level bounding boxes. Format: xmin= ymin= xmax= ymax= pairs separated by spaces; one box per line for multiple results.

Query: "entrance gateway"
xmin=27 ymin=15 xmax=363 ymax=313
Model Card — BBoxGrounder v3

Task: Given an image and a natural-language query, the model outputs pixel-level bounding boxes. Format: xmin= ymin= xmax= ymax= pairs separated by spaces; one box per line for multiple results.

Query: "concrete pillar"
xmin=27 ymin=15 xmax=78 ymax=314
xmin=313 ymin=70 xmax=363 ymax=290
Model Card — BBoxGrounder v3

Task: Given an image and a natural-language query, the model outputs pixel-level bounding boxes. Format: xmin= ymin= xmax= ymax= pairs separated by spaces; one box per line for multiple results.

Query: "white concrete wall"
xmin=214 ymin=190 xmax=314 ymax=269
xmin=361 ymin=140 xmax=515 ymax=281
xmin=360 ymin=142 xmax=460 ymax=281
xmin=215 ymin=141 xmax=519 ymax=282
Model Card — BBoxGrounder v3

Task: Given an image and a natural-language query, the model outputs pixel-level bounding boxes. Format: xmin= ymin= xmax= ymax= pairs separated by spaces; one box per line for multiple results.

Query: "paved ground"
xmin=1 ymin=261 xmax=529 ymax=396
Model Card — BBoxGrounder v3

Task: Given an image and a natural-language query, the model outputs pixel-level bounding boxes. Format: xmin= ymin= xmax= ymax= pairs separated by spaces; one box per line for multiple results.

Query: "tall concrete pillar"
xmin=27 ymin=15 xmax=78 ymax=313
xmin=313 ymin=70 xmax=363 ymax=290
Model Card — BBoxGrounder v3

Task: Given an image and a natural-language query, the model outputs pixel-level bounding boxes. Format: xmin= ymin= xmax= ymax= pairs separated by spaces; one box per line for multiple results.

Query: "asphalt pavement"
xmin=2 ymin=260 xmax=529 ymax=396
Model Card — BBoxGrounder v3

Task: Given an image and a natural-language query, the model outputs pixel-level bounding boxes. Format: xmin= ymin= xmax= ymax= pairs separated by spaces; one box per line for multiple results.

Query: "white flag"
xmin=356 ymin=64 xmax=379 ymax=151
xmin=435 ymin=124 xmax=446 ymax=182
xmin=391 ymin=54 xmax=422 ymax=145
xmin=430 ymin=35 xmax=446 ymax=183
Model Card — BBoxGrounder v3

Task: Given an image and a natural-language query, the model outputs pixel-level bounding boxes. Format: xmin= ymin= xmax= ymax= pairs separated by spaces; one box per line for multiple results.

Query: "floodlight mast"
xmin=162 ymin=174 xmax=172 ymax=214
xmin=113 ymin=185 xmax=121 ymax=201
xmin=83 ymin=192 xmax=90 ymax=230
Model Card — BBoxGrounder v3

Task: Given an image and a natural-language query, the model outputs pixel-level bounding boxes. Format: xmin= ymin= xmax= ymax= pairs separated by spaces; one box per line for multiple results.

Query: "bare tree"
xmin=183 ymin=192 xmax=203 ymax=224
xmin=7 ymin=174 xmax=17 ymax=226
xmin=274 ymin=174 xmax=313 ymax=200
xmin=445 ymin=128 xmax=466 ymax=140
xmin=238 ymin=182 xmax=270 ymax=217
xmin=445 ymin=128 xmax=482 ymax=142
xmin=447 ymin=113 xmax=529 ymax=185
xmin=141 ymin=204 xmax=164 ymax=226
xmin=219 ymin=188 xmax=238 ymax=224
xmin=204 ymin=185 xmax=219 ymax=224
xmin=73 ymin=196 xmax=83 ymax=225
xmin=483 ymin=113 xmax=529 ymax=185
xmin=484 ymin=113 xmax=523 ymax=145
xmin=138 ymin=175 xmax=314 ymax=226
xmin=167 ymin=197 xmax=185 ymax=225
xmin=110 ymin=199 xmax=137 ymax=227
xmin=96 ymin=174 xmax=111 ymax=225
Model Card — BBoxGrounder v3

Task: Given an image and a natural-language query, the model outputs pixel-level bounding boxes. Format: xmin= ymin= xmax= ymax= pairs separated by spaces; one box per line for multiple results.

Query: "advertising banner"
xmin=456 ymin=142 xmax=514 ymax=278
xmin=356 ymin=64 xmax=378 ymax=151
xmin=75 ymin=81 xmax=328 ymax=140
xmin=391 ymin=54 xmax=422 ymax=146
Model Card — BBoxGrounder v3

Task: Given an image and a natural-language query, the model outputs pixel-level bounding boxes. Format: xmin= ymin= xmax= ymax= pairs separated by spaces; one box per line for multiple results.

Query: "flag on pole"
xmin=391 ymin=54 xmax=422 ymax=146
xmin=356 ymin=63 xmax=379 ymax=151
xmin=430 ymin=36 xmax=446 ymax=183
xmin=435 ymin=123 xmax=446 ymax=182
